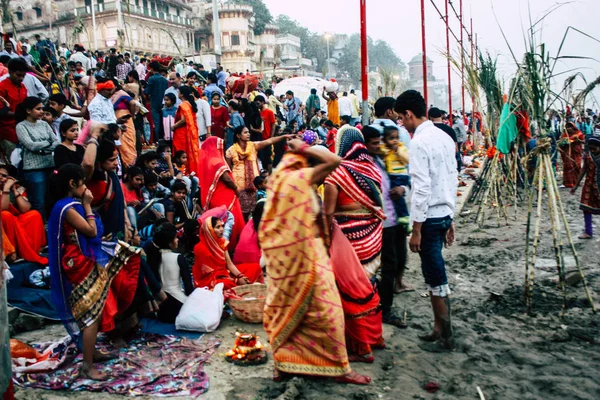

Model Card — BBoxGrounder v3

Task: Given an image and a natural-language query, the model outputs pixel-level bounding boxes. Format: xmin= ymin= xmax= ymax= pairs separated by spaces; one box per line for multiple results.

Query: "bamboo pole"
xmin=524 ymin=175 xmax=535 ymax=300
xmin=528 ymin=162 xmax=545 ymax=311
xmin=546 ymin=154 xmax=597 ymax=313
xmin=542 ymin=153 xmax=567 ymax=314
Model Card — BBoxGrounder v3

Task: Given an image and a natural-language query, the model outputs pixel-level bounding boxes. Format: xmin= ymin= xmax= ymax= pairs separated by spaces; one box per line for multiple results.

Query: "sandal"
xmin=382 ymin=312 xmax=407 ymax=329
xmin=348 ymin=353 xmax=375 ymax=363
xmin=334 ymin=371 xmax=371 ymax=385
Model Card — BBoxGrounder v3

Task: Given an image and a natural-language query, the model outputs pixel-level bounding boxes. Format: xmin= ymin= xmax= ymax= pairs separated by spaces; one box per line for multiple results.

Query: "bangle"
xmin=2 ymin=191 xmax=9 ymax=195
xmin=86 ymin=215 xmax=95 ymax=220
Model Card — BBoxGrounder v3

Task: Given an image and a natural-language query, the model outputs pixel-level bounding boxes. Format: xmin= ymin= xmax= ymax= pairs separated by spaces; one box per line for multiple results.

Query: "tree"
xmin=230 ymin=0 xmax=272 ymax=36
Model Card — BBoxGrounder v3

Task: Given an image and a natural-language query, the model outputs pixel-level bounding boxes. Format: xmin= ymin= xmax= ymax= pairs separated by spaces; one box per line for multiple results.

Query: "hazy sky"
xmin=262 ymin=0 xmax=600 ymax=109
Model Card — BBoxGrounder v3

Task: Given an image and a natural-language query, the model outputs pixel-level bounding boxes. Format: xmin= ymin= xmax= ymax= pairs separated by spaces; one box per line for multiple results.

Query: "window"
xmin=231 ymin=34 xmax=240 ymax=46
xmin=33 ymin=7 xmax=42 ymax=18
xmin=15 ymin=10 xmax=23 ymax=20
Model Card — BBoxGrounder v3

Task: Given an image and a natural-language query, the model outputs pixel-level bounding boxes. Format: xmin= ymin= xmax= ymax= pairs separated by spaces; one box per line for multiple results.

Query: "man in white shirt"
xmin=69 ymin=44 xmax=91 ymax=72
xmin=164 ymin=72 xmax=182 ymax=107
xmin=338 ymin=91 xmax=353 ymax=121
xmin=196 ymin=94 xmax=212 ymax=140
xmin=136 ymin=58 xmax=148 ymax=81
xmin=349 ymin=89 xmax=361 ymax=125
xmin=395 ymin=89 xmax=458 ymax=351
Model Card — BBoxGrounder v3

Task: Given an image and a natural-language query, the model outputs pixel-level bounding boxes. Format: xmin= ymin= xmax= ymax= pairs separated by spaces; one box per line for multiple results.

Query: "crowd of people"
xmin=0 ymin=36 xmax=598 ymax=386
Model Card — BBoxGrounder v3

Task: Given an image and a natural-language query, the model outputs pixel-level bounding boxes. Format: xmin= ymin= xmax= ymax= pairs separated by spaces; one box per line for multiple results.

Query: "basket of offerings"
xmin=228 ymin=284 xmax=267 ymax=323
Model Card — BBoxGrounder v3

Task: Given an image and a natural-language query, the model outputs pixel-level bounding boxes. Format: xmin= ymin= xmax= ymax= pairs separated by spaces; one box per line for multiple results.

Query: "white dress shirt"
xmin=136 ymin=63 xmax=147 ymax=81
xmin=88 ymin=93 xmax=117 ymax=124
xmin=69 ymin=51 xmax=90 ymax=71
xmin=338 ymin=96 xmax=353 ymax=116
xmin=408 ymin=120 xmax=458 ymax=223
xmin=196 ymin=98 xmax=212 ymax=137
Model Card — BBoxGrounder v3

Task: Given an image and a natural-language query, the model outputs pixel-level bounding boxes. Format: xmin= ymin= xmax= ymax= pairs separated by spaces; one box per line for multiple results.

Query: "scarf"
xmin=233 ymin=141 xmax=256 ymax=191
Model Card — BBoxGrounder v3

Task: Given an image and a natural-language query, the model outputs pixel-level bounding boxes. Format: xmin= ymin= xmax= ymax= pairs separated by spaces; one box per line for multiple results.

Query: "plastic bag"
xmin=10 ymin=339 xmax=41 ymax=359
xmin=175 ymin=283 xmax=224 ymax=332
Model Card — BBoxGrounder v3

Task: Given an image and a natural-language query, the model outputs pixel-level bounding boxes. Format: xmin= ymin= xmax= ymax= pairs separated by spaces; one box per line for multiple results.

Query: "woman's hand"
xmin=128 ymin=200 xmax=141 ymax=207
xmin=4 ymin=177 xmax=16 ymax=191
xmin=237 ymin=275 xmax=250 ymax=285
xmin=164 ymin=152 xmax=171 ymax=162
xmin=82 ymin=189 xmax=94 ymax=205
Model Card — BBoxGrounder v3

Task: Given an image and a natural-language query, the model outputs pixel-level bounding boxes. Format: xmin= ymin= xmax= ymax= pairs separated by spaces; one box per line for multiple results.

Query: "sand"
xmin=12 ymin=185 xmax=600 ymax=400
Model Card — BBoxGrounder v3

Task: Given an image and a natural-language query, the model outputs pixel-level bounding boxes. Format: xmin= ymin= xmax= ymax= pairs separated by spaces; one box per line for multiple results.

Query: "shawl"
xmin=48 ymin=197 xmax=107 ymax=341
xmin=90 ymin=171 xmax=125 ymax=238
xmin=173 ymin=101 xmax=200 ymax=175
xmin=200 ymin=137 xmax=236 ymax=210
xmin=232 ymin=141 xmax=257 ymax=191
xmin=193 ymin=215 xmax=228 ymax=287
xmin=326 ymin=125 xmax=385 ymax=220
xmin=258 ymin=153 xmax=318 ymax=351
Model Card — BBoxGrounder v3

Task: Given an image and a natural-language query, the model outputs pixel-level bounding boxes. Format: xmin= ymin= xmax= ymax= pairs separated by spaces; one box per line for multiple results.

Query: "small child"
xmin=161 ymin=179 xmax=195 ymax=229
xmin=254 ymin=175 xmax=267 ymax=201
xmin=162 ymin=93 xmax=177 ymax=142
xmin=48 ymin=93 xmax=74 ymax=139
xmin=381 ymin=125 xmax=411 ymax=229
xmin=173 ymin=150 xmax=199 ymax=207
xmin=42 ymin=106 xmax=58 ymax=136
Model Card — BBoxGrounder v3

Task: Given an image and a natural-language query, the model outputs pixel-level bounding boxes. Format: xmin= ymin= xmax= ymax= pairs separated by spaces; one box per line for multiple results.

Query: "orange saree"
xmin=2 ymin=202 xmax=47 ymax=265
xmin=112 ymin=90 xmax=137 ymax=167
xmin=173 ymin=101 xmax=201 ymax=176
xmin=259 ymin=153 xmax=351 ymax=377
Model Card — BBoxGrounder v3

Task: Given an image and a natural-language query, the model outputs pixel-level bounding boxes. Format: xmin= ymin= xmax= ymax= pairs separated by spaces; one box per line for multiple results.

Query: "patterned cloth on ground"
xmin=13 ymin=333 xmax=220 ymax=397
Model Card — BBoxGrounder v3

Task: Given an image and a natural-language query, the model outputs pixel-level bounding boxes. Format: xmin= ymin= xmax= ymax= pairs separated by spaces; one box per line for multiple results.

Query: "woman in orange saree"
xmin=192 ymin=215 xmax=263 ymax=290
xmin=560 ymin=122 xmax=585 ymax=188
xmin=199 ymin=136 xmax=245 ymax=247
xmin=111 ymin=87 xmax=138 ymax=167
xmin=171 ymin=86 xmax=201 ymax=176
xmin=0 ymin=165 xmax=47 ymax=265
xmin=259 ymin=139 xmax=370 ymax=385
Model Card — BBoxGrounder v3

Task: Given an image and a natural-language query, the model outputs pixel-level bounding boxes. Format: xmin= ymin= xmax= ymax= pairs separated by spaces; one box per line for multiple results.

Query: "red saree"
xmin=2 ymin=195 xmax=47 ymax=265
xmin=560 ymin=129 xmax=584 ymax=188
xmin=330 ymin=223 xmax=383 ymax=357
xmin=200 ymin=137 xmax=244 ymax=246
xmin=173 ymin=101 xmax=201 ymax=175
xmin=192 ymin=217 xmax=262 ymax=290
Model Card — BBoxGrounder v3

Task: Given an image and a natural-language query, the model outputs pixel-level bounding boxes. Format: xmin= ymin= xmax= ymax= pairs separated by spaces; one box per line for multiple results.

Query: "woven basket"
xmin=229 ymin=284 xmax=267 ymax=323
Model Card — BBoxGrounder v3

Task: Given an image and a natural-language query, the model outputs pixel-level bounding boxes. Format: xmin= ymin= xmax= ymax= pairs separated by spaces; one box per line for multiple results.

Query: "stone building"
xmin=407 ymin=53 xmax=448 ymax=109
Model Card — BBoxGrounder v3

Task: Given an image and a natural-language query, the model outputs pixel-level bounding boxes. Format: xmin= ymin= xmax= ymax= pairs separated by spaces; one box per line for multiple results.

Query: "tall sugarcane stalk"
xmin=524 ymin=172 xmax=535 ymax=301
xmin=527 ymin=162 xmax=545 ymax=312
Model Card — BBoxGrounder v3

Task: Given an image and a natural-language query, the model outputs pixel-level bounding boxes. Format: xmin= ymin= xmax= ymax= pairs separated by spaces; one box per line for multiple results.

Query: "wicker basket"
xmin=229 ymin=284 xmax=267 ymax=323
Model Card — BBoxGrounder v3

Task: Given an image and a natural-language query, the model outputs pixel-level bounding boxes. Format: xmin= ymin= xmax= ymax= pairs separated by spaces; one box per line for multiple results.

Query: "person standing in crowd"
xmin=560 ymin=122 xmax=585 ymax=188
xmin=259 ymin=139 xmax=371 ymax=385
xmin=53 ymin=119 xmax=85 ymax=166
xmin=284 ymin=90 xmax=303 ymax=127
xmin=429 ymin=107 xmax=457 ymax=143
xmin=226 ymin=100 xmax=245 ymax=150
xmin=210 ymin=92 xmax=229 ymax=140
xmin=171 ymin=86 xmax=200 ymax=175
xmin=362 ymin=125 xmax=411 ymax=328
xmin=0 ymin=37 xmax=18 ymax=59
xmin=305 ymin=88 xmax=321 ymax=124
xmin=255 ymin=95 xmax=277 ymax=173
xmin=111 ymin=81 xmax=138 ymax=167
xmin=115 ymin=55 xmax=133 ymax=82
xmin=15 ymin=97 xmax=59 ymax=218
xmin=371 ymin=97 xmax=411 ymax=147
xmin=216 ymin=65 xmax=227 ymax=93
xmin=88 ymin=80 xmax=132 ymax=126
xmin=136 ymin=58 xmax=148 ymax=82
xmin=226 ymin=126 xmax=289 ymax=219
xmin=0 ymin=63 xmax=49 ymax=103
xmin=204 ymin=73 xmax=224 ymax=101
xmin=338 ymin=92 xmax=353 ymax=124
xmin=349 ymin=89 xmax=361 ymax=126
xmin=195 ymin=87 xmax=212 ymax=141
xmin=322 ymin=88 xmax=340 ymax=127
xmin=0 ymin=58 xmax=28 ymax=157
xmin=105 ymin=48 xmax=119 ymax=79
xmin=165 ymin=73 xmax=183 ymax=107
xmin=69 ymin=44 xmax=90 ymax=72
xmin=144 ymin=61 xmax=169 ymax=141
xmin=452 ymin=114 xmax=468 ymax=172
xmin=571 ymin=135 xmax=600 ymax=239
xmin=123 ymin=70 xmax=145 ymax=156
xmin=395 ymin=90 xmax=458 ymax=351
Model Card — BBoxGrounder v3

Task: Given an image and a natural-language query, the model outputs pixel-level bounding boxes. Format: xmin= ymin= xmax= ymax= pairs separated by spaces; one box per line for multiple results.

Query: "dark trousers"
xmin=379 ymin=224 xmax=408 ymax=314
xmin=419 ymin=216 xmax=452 ymax=288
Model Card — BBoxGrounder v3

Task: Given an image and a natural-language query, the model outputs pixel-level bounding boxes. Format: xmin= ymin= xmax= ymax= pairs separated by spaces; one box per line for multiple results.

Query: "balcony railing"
xmin=74 ymin=2 xmax=192 ymax=26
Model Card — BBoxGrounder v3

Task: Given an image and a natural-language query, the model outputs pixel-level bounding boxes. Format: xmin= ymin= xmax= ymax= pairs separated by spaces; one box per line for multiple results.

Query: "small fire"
xmin=225 ymin=331 xmax=268 ymax=366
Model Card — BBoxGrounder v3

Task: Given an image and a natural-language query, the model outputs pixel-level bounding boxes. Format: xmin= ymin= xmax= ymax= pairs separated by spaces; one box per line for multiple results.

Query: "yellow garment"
xmin=259 ymin=153 xmax=351 ymax=377
xmin=226 ymin=141 xmax=260 ymax=191
xmin=115 ymin=108 xmax=137 ymax=167
xmin=381 ymin=143 xmax=409 ymax=175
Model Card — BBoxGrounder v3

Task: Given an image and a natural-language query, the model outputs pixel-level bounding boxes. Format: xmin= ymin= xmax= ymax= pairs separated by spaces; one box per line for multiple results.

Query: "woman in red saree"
xmin=560 ymin=122 xmax=585 ymax=188
xmin=200 ymin=136 xmax=245 ymax=247
xmin=210 ymin=92 xmax=229 ymax=140
xmin=171 ymin=86 xmax=201 ymax=176
xmin=259 ymin=139 xmax=370 ymax=385
xmin=0 ymin=164 xmax=47 ymax=264
xmin=192 ymin=215 xmax=263 ymax=290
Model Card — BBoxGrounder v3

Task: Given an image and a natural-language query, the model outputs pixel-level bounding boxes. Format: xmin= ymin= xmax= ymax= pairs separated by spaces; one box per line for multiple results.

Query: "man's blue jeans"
xmin=151 ymin=108 xmax=163 ymax=141
xmin=23 ymin=169 xmax=51 ymax=219
xmin=419 ymin=216 xmax=453 ymax=288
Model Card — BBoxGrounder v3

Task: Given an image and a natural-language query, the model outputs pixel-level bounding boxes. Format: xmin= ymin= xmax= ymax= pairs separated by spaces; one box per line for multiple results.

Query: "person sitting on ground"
xmin=143 ymin=222 xmax=194 ymax=323
xmin=121 ymin=166 xmax=145 ymax=230
xmin=162 ymin=179 xmax=194 ymax=229
xmin=141 ymin=173 xmax=168 ymax=215
xmin=54 ymin=119 xmax=85 ymax=166
xmin=173 ymin=150 xmax=199 ymax=204
xmin=0 ymin=164 xmax=47 ymax=264
xmin=192 ymin=215 xmax=264 ymax=290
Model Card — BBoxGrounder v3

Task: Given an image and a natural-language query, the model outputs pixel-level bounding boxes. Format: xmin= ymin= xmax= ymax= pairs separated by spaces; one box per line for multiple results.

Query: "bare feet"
xmin=418 ymin=331 xmax=441 ymax=342
xmin=111 ymin=337 xmax=127 ymax=349
xmin=578 ymin=233 xmax=592 ymax=239
xmin=335 ymin=371 xmax=371 ymax=385
xmin=80 ymin=364 xmax=108 ymax=381
xmin=395 ymin=282 xmax=415 ymax=294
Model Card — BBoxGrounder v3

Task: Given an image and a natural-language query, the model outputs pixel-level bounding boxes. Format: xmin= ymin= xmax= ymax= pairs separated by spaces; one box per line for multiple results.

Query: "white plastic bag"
xmin=175 ymin=283 xmax=224 ymax=332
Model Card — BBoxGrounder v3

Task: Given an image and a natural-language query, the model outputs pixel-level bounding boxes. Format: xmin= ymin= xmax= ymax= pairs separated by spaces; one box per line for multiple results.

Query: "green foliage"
xmin=230 ymin=0 xmax=272 ymax=36
xmin=274 ymin=15 xmax=327 ymax=70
